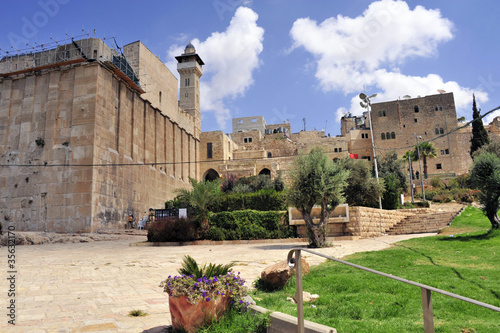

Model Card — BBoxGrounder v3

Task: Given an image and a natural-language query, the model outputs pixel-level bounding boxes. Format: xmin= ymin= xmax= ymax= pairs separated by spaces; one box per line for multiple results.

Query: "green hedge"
xmin=207 ymin=210 xmax=292 ymax=241
xmin=211 ymin=189 xmax=287 ymax=212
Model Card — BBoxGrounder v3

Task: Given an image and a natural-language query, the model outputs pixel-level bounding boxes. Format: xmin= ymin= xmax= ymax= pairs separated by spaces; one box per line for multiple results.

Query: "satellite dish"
xmin=359 ymin=93 xmax=367 ymax=100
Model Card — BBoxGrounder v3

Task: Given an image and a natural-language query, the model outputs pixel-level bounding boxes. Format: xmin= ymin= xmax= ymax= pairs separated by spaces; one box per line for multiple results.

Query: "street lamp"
xmin=359 ymin=93 xmax=383 ymax=211
xmin=415 ymin=135 xmax=426 ymax=201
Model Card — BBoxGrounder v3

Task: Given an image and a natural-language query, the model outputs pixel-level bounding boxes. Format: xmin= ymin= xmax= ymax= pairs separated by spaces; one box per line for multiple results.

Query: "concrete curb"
xmin=250 ymin=305 xmax=336 ymax=333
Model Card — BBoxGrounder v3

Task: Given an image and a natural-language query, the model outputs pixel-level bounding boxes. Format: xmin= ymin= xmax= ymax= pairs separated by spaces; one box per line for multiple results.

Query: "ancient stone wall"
xmin=0 ymin=59 xmax=197 ymax=232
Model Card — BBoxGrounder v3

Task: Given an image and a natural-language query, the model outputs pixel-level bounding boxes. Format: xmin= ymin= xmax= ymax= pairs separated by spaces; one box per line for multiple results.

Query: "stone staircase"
xmin=386 ymin=204 xmax=466 ymax=235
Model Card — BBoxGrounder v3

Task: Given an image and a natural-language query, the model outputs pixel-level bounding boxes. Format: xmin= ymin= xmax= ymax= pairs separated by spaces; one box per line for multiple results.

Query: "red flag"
xmin=350 ymin=153 xmax=359 ymax=159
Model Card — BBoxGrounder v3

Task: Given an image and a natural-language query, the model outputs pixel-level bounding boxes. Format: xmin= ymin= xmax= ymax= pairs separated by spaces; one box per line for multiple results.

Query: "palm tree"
xmin=174 ymin=177 xmax=221 ymax=230
xmin=404 ymin=142 xmax=437 ymax=179
xmin=418 ymin=142 xmax=437 ymax=178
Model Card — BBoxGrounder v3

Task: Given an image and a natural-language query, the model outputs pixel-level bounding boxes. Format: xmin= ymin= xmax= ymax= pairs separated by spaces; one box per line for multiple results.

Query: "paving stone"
xmin=0 ymin=233 xmax=433 ymax=331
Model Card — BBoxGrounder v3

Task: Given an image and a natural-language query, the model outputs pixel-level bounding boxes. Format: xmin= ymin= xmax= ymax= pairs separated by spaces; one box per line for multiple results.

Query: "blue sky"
xmin=1 ymin=0 xmax=499 ymax=136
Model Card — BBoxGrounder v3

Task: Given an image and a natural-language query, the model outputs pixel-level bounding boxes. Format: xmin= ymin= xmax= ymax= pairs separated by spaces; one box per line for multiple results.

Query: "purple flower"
xmin=239 ymin=300 xmax=243 ymax=304
xmin=206 ymin=297 xmax=211 ymax=302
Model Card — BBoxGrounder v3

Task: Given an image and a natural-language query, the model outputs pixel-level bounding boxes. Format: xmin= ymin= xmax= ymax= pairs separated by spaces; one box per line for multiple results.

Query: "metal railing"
xmin=287 ymin=248 xmax=500 ymax=333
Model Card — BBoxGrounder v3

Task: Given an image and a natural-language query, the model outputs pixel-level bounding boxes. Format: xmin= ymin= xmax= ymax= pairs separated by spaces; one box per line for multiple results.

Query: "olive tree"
xmin=470 ymin=152 xmax=500 ymax=229
xmin=287 ymin=147 xmax=349 ymax=247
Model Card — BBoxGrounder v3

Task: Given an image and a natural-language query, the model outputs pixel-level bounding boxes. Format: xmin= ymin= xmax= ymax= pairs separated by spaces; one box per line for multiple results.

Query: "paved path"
xmin=0 ymin=233 xmax=435 ymax=332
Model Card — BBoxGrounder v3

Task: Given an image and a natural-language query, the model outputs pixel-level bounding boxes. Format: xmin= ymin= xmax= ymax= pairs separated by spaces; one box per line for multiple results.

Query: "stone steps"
xmin=386 ymin=210 xmax=462 ymax=235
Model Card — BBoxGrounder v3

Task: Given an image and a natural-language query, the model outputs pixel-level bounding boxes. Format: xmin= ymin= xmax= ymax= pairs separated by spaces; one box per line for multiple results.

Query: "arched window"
xmin=267 ymin=152 xmax=272 ymax=158
xmin=391 ymin=132 xmax=396 ymax=139
xmin=440 ymin=128 xmax=444 ymax=134
xmin=386 ymin=132 xmax=391 ymax=140
xmin=414 ymin=106 xmax=419 ymax=113
xmin=435 ymin=128 xmax=439 ymax=135
xmin=378 ymin=111 xmax=382 ymax=117
xmin=381 ymin=133 xmax=386 ymax=140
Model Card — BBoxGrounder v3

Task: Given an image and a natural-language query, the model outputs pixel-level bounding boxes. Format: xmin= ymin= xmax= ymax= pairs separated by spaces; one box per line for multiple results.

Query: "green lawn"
xmin=253 ymin=206 xmax=500 ymax=332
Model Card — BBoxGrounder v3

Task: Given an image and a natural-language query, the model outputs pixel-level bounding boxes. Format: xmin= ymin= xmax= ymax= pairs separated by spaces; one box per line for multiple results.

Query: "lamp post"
xmin=415 ymin=135 xmax=426 ymax=201
xmin=437 ymin=89 xmax=452 ymax=166
xmin=359 ymin=93 xmax=383 ymax=211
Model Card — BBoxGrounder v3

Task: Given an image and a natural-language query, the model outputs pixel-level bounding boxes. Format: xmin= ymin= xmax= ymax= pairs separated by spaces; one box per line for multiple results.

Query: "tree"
xmin=470 ymin=94 xmax=490 ymax=158
xmin=472 ymin=140 xmax=500 ymax=159
xmin=287 ymin=148 xmax=349 ymax=248
xmin=406 ymin=142 xmax=437 ymax=179
xmin=378 ymin=151 xmax=408 ymax=209
xmin=340 ymin=157 xmax=385 ymax=208
xmin=469 ymin=152 xmax=500 ymax=229
xmin=174 ymin=177 xmax=221 ymax=230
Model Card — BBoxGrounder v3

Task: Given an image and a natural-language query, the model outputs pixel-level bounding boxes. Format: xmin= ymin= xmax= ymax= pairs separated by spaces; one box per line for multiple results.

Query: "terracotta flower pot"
xmin=168 ymin=294 xmax=231 ymax=333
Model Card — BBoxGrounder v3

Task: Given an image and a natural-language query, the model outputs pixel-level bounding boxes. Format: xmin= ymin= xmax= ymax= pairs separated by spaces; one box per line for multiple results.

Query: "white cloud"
xmin=289 ymin=0 xmax=488 ymax=120
xmin=166 ymin=7 xmax=264 ymax=129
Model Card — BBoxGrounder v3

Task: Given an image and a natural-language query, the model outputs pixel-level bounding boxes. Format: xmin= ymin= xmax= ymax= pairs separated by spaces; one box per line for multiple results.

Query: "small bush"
xmin=430 ymin=176 xmax=444 ymax=189
xmin=147 ymin=217 xmax=198 ymax=242
xmin=128 ymin=309 xmax=148 ymax=317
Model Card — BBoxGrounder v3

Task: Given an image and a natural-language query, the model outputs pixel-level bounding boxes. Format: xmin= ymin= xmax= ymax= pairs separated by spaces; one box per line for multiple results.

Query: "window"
xmin=381 ymin=133 xmax=386 ymax=140
xmin=414 ymin=106 xmax=419 ymax=113
xmin=414 ymin=119 xmax=418 ymax=123
xmin=362 ymin=156 xmax=371 ymax=161
xmin=228 ymin=142 xmax=230 ymax=152
xmin=267 ymin=152 xmax=272 ymax=158
xmin=386 ymin=132 xmax=390 ymax=140
xmin=339 ymin=148 xmax=342 ymax=152
xmin=159 ymin=91 xmax=162 ymax=105
xmin=93 ymin=49 xmax=97 ymax=58
xmin=445 ymin=149 xmax=449 ymax=154
xmin=185 ymin=78 xmax=190 ymax=86
xmin=441 ymin=150 xmax=445 ymax=155
xmin=436 ymin=164 xmax=442 ymax=170
xmin=185 ymin=92 xmax=188 ymax=98
xmin=391 ymin=132 xmax=396 ymax=139
xmin=207 ymin=143 xmax=213 ymax=159
xmin=378 ymin=110 xmax=386 ymax=117
xmin=435 ymin=106 xmax=443 ymax=111
xmin=435 ymin=128 xmax=439 ymax=135
xmin=440 ymin=128 xmax=444 ymax=134
xmin=334 ymin=148 xmax=338 ymax=152
xmin=251 ymin=118 xmax=257 ymax=123
xmin=243 ymin=137 xmax=253 ymax=143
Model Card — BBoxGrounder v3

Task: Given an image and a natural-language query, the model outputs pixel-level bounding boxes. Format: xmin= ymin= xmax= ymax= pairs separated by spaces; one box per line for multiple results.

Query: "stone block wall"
xmin=0 ymin=59 xmax=199 ymax=232
xmin=346 ymin=207 xmax=415 ymax=238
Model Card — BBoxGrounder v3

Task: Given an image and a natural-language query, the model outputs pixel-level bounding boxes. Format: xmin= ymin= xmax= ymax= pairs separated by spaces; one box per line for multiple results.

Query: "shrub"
xmin=212 ymin=190 xmax=287 ymax=212
xmin=430 ymin=176 xmax=444 ymax=189
xmin=208 ymin=210 xmax=292 ymax=241
xmin=147 ymin=217 xmax=198 ymax=242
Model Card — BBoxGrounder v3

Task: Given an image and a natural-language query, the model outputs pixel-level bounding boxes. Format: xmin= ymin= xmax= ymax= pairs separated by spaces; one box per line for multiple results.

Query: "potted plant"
xmin=159 ymin=256 xmax=248 ymax=332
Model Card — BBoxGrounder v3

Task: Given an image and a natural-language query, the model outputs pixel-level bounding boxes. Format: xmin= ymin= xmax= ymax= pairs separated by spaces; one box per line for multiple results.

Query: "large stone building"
xmin=0 ymin=38 xmax=202 ymax=232
xmin=200 ymin=116 xmax=348 ymax=181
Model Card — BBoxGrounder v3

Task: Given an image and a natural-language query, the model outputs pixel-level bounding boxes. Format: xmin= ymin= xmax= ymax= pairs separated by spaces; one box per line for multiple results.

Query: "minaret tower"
xmin=176 ymin=42 xmax=204 ymax=123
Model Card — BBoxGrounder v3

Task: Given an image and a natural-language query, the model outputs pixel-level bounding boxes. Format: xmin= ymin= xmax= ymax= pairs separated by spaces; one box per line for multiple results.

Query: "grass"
xmin=252 ymin=206 xmax=500 ymax=332
xmin=128 ymin=309 xmax=148 ymax=317
xmin=192 ymin=307 xmax=270 ymax=333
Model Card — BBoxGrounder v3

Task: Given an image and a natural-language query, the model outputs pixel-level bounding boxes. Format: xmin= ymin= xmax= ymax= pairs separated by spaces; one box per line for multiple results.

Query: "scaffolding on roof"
xmin=0 ymin=31 xmax=146 ymax=93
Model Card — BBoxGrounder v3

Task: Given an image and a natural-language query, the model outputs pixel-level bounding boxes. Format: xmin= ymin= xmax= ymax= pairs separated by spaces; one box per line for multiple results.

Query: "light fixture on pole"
xmin=359 ymin=93 xmax=382 ymax=211
xmin=415 ymin=135 xmax=426 ymax=201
